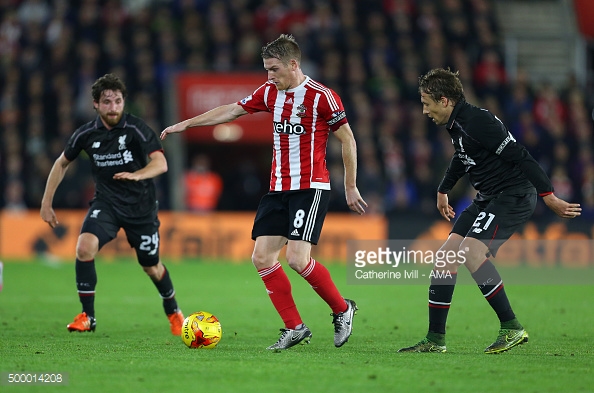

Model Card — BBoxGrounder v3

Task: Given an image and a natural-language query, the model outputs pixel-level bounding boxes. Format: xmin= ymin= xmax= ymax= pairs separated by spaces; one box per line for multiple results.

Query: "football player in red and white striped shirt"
xmin=161 ymin=34 xmax=367 ymax=350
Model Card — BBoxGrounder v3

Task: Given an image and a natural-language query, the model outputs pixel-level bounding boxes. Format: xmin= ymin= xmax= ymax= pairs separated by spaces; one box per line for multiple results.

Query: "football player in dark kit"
xmin=40 ymin=74 xmax=184 ymax=335
xmin=399 ymin=68 xmax=581 ymax=354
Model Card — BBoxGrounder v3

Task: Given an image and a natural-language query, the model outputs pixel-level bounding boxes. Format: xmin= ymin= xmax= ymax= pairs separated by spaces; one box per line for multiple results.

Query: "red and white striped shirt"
xmin=238 ymin=76 xmax=348 ymax=192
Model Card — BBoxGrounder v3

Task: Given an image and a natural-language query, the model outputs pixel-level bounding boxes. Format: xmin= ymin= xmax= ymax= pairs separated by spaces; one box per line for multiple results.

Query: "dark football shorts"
xmin=451 ymin=192 xmax=537 ymax=257
xmin=251 ymin=189 xmax=330 ymax=245
xmin=80 ymin=199 xmax=161 ymax=266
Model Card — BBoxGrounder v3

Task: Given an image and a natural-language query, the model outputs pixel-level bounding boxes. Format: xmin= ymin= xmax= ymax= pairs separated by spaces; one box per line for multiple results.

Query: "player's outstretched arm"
xmin=160 ymin=103 xmax=248 ymax=140
xmin=40 ymin=153 xmax=71 ymax=228
xmin=542 ymin=193 xmax=581 ymax=219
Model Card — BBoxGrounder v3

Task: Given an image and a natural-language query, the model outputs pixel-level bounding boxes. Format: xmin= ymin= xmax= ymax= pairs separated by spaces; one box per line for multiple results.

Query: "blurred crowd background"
xmin=1 ymin=0 xmax=593 ymax=223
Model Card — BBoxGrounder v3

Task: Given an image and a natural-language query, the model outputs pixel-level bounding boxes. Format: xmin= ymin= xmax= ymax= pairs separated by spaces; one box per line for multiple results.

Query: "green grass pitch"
xmin=0 ymin=259 xmax=592 ymax=393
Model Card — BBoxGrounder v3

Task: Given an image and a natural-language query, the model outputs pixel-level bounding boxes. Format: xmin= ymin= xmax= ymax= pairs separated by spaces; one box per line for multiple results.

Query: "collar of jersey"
xmin=446 ymin=101 xmax=466 ymax=130
xmin=282 ymin=75 xmax=310 ymax=93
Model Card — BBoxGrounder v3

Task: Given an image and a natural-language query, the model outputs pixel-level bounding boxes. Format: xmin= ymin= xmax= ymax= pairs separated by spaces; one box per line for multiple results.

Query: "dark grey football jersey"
xmin=64 ymin=113 xmax=164 ymax=218
xmin=438 ymin=101 xmax=553 ymax=198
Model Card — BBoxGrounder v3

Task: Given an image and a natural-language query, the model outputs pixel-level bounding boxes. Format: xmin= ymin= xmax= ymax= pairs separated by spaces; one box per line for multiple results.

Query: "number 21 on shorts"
xmin=472 ymin=212 xmax=495 ymax=234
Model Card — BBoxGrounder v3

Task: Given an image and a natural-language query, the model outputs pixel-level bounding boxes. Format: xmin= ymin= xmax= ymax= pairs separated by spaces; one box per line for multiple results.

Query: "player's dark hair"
xmin=261 ymin=34 xmax=301 ymax=65
xmin=91 ymin=73 xmax=128 ymax=102
xmin=418 ymin=68 xmax=465 ymax=104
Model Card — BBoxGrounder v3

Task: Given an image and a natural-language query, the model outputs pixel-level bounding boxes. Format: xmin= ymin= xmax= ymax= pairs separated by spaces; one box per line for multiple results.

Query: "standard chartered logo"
xmin=123 ymin=150 xmax=133 ymax=163
xmin=93 ymin=151 xmax=134 ymax=167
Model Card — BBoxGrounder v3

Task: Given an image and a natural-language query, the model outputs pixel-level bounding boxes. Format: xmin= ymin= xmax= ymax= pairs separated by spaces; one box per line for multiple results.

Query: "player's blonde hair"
xmin=261 ymin=34 xmax=301 ymax=66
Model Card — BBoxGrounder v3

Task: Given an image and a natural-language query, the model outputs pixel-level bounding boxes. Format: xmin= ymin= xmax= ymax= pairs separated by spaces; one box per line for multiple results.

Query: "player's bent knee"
xmin=251 ymin=253 xmax=274 ymax=270
xmin=142 ymin=264 xmax=159 ymax=278
xmin=285 ymin=255 xmax=308 ymax=272
xmin=75 ymin=235 xmax=99 ymax=261
xmin=459 ymin=238 xmax=490 ymax=271
xmin=439 ymin=234 xmax=464 ymax=254
xmin=75 ymin=247 xmax=95 ymax=261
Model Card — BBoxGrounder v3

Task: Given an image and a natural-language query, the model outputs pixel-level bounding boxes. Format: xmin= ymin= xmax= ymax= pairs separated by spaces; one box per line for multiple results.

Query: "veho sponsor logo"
xmin=273 ymin=119 xmax=306 ymax=135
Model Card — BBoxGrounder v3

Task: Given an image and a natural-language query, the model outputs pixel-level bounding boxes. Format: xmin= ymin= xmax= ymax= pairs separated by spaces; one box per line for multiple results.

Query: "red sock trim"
xmin=299 ymin=258 xmax=316 ymax=278
xmin=428 ymin=303 xmax=451 ymax=309
xmin=485 ymin=283 xmax=504 ymax=300
xmin=258 ymin=262 xmax=282 ymax=278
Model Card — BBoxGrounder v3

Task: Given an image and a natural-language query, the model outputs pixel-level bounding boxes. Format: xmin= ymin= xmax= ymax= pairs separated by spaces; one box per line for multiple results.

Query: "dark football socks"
xmin=427 ymin=272 xmax=457 ymax=345
xmin=75 ymin=258 xmax=97 ymax=318
xmin=152 ymin=265 xmax=179 ymax=315
xmin=472 ymin=259 xmax=522 ymax=329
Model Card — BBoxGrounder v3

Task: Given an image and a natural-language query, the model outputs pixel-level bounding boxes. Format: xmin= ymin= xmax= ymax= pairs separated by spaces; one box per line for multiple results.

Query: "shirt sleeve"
xmin=321 ymin=89 xmax=348 ymax=131
xmin=237 ymin=82 xmax=270 ymax=114
xmin=63 ymin=129 xmax=83 ymax=162
xmin=139 ymin=121 xmax=164 ymax=156
xmin=438 ymin=154 xmax=467 ymax=194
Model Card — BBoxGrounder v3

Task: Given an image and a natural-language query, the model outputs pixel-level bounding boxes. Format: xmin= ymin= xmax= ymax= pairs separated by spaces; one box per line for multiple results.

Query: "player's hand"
xmin=346 ymin=187 xmax=367 ymax=215
xmin=437 ymin=192 xmax=455 ymax=221
xmin=40 ymin=205 xmax=59 ymax=228
xmin=160 ymin=123 xmax=187 ymax=140
xmin=113 ymin=172 xmax=142 ymax=181
xmin=543 ymin=193 xmax=581 ymax=219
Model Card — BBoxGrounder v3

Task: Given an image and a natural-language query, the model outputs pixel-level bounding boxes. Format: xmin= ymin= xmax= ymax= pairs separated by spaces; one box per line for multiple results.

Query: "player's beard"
xmin=101 ymin=112 xmax=123 ymax=127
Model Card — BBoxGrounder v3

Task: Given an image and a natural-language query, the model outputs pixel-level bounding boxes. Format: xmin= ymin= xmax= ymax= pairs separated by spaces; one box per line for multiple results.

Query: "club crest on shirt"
xmin=118 ymin=135 xmax=127 ymax=150
xmin=296 ymin=104 xmax=307 ymax=118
